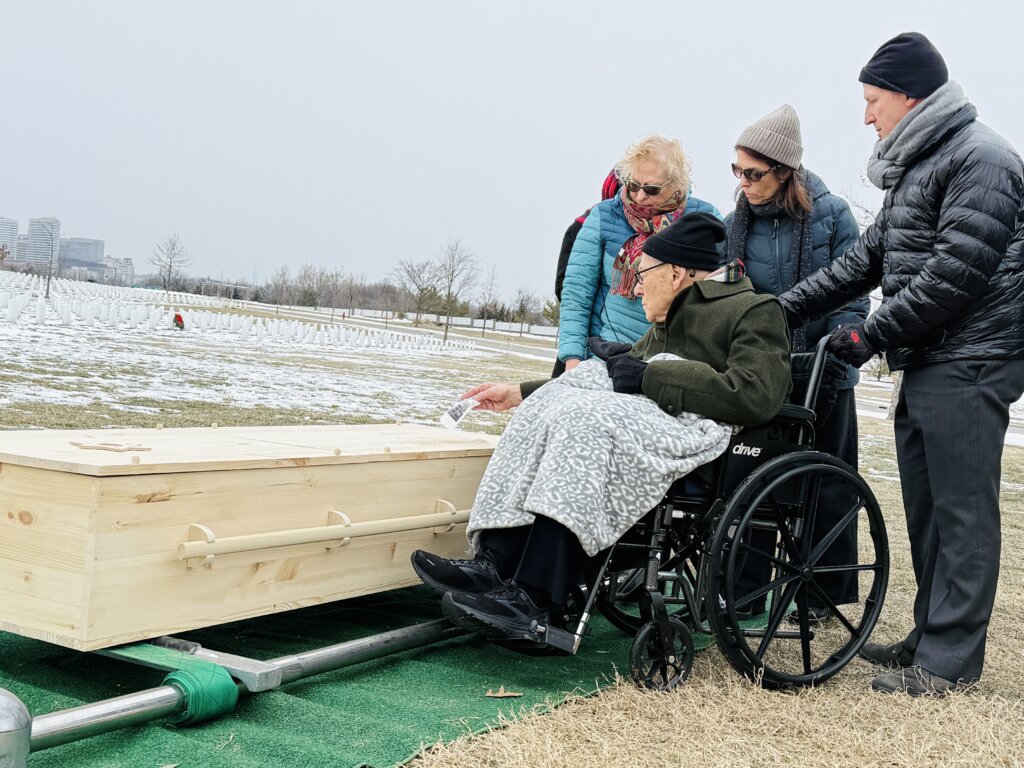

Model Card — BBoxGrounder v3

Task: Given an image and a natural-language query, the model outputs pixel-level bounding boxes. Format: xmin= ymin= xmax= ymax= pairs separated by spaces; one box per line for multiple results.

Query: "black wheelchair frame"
xmin=529 ymin=337 xmax=890 ymax=691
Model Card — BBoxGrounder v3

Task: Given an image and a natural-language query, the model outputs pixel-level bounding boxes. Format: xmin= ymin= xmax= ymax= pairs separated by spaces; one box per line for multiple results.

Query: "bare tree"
xmin=435 ymin=239 xmax=478 ymax=342
xmin=0 ymin=244 xmax=9 ymax=270
xmin=511 ymin=288 xmax=541 ymax=337
xmin=393 ymin=258 xmax=442 ymax=325
xmin=150 ymin=234 xmax=191 ymax=291
xmin=477 ymin=265 xmax=500 ymax=337
xmin=263 ymin=266 xmax=294 ymax=306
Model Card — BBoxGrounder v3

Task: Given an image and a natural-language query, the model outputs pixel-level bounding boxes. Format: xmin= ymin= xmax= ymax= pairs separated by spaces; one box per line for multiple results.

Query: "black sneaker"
xmin=441 ymin=585 xmax=548 ymax=643
xmin=859 ymin=640 xmax=914 ymax=668
xmin=411 ymin=550 xmax=504 ymax=596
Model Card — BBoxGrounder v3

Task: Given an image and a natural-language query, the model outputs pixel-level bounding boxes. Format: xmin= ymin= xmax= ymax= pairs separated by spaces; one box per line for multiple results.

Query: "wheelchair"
xmin=531 ymin=337 xmax=890 ymax=691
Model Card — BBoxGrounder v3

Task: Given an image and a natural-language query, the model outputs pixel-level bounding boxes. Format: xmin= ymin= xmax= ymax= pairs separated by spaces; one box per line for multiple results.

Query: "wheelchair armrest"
xmin=775 ymin=403 xmax=815 ymax=423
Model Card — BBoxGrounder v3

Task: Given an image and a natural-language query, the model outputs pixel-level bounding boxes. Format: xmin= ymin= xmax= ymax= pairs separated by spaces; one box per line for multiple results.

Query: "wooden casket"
xmin=0 ymin=424 xmax=498 ymax=651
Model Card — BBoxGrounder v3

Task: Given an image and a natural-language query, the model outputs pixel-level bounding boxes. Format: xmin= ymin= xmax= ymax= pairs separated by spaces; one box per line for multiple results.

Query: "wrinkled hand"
xmin=606 ymin=353 xmax=648 ymax=394
xmin=826 ymin=323 xmax=877 ymax=368
xmin=588 ymin=336 xmax=633 ymax=361
xmin=461 ymin=382 xmax=523 ymax=412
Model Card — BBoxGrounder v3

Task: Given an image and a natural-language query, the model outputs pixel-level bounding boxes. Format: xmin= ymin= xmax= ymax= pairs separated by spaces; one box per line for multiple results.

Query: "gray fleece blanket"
xmin=466 ymin=357 xmax=734 ymax=556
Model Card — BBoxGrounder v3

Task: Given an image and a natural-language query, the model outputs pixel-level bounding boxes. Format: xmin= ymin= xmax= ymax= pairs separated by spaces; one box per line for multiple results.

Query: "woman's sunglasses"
xmin=625 ymin=178 xmax=671 ymax=196
xmin=731 ymin=163 xmax=781 ymax=183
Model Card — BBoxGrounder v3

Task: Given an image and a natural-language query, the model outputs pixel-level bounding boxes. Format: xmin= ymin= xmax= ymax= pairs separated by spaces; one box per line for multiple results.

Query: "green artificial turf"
xmin=0 ymin=587 xmax=660 ymax=768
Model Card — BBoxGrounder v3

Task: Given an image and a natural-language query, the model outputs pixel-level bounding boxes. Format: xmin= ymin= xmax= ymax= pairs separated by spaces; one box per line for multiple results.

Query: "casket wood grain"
xmin=0 ymin=424 xmax=497 ymax=650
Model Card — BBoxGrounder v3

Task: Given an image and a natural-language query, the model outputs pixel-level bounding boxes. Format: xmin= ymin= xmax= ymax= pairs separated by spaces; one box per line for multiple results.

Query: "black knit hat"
xmin=643 ymin=212 xmax=726 ymax=271
xmin=859 ymin=32 xmax=948 ymax=99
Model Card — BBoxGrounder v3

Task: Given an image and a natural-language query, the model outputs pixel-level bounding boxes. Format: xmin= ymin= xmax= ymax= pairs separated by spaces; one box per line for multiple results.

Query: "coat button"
xmin=667 ymin=405 xmax=675 ymax=413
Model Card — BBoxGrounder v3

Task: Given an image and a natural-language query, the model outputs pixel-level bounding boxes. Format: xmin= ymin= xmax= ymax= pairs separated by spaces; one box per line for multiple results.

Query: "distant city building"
xmin=59 ymin=237 xmax=105 ymax=267
xmin=26 ymin=217 xmax=61 ymax=270
xmin=15 ymin=236 xmax=30 ymax=263
xmin=104 ymin=256 xmax=134 ymax=285
xmin=0 ymin=217 xmax=17 ymax=258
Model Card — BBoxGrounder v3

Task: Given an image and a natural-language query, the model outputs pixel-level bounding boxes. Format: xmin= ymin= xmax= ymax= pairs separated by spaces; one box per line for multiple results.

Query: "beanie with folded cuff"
xmin=859 ymin=31 xmax=948 ymax=99
xmin=736 ymin=104 xmax=803 ymax=170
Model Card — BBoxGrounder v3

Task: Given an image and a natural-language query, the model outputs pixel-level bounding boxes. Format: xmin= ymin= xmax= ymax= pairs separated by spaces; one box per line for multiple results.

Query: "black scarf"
xmin=727 ymin=187 xmax=814 ymax=352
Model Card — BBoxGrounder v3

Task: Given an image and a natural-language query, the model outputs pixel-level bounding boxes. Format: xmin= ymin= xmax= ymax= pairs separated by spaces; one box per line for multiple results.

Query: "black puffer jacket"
xmin=780 ymin=112 xmax=1024 ymax=370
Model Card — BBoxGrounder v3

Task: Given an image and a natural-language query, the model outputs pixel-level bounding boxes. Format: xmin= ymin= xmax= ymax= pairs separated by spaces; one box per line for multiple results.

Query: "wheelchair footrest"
xmin=531 ymin=622 xmax=580 ymax=654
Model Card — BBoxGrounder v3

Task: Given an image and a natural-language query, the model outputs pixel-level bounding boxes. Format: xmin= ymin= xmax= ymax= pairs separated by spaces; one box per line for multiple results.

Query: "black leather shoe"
xmin=787 ymin=604 xmax=833 ymax=625
xmin=871 ymin=666 xmax=958 ymax=697
xmin=859 ymin=640 xmax=914 ymax=668
xmin=441 ymin=585 xmax=548 ymax=643
xmin=411 ymin=550 xmax=504 ymax=596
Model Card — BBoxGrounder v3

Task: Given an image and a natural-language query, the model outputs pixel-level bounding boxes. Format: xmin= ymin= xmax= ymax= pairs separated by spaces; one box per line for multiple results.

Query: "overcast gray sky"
xmin=5 ymin=1 xmax=1022 ymax=301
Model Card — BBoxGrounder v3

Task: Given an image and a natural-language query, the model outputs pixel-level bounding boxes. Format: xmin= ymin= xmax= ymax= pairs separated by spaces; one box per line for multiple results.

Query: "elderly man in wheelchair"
xmin=413 ymin=212 xmax=888 ymax=691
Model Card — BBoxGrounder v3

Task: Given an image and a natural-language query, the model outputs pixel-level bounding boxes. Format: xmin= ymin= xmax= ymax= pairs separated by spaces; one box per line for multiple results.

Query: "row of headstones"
xmin=177 ymin=311 xmax=476 ymax=351
xmin=0 ymin=292 xmax=476 ymax=352
xmin=0 ymin=272 xmax=222 ymax=310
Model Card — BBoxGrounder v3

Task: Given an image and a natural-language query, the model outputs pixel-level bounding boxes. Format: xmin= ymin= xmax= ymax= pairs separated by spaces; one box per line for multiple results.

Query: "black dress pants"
xmin=894 ymin=359 xmax=1024 ymax=682
xmin=477 ymin=515 xmax=589 ymax=609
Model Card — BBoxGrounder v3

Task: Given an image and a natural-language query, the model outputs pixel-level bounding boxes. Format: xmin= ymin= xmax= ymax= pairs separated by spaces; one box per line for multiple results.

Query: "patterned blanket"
xmin=467 ymin=357 xmax=734 ymax=556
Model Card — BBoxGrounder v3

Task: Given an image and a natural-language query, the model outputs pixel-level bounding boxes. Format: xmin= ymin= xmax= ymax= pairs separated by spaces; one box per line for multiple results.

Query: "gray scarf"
xmin=866 ymin=81 xmax=977 ymax=189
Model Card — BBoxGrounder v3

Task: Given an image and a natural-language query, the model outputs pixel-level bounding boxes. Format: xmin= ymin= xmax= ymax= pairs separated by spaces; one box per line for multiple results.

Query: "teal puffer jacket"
xmin=558 ymin=193 xmax=720 ymax=362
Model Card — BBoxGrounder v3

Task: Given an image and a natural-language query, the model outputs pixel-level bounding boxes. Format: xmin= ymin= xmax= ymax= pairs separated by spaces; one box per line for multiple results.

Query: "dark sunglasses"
xmin=731 ymin=163 xmax=781 ymax=182
xmin=634 ymin=262 xmax=669 ymax=286
xmin=625 ymin=178 xmax=671 ymax=196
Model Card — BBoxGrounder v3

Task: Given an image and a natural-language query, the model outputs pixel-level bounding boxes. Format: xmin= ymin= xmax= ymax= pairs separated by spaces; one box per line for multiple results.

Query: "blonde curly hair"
xmin=614 ymin=135 xmax=692 ymax=197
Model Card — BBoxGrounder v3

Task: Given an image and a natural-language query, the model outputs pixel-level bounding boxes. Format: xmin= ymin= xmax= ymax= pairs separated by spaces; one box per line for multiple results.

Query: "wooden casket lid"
xmin=0 ymin=424 xmax=499 ymax=476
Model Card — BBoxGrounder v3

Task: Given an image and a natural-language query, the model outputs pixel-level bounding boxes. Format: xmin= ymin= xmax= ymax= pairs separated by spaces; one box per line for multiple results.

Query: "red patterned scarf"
xmin=611 ymin=188 xmax=686 ymax=298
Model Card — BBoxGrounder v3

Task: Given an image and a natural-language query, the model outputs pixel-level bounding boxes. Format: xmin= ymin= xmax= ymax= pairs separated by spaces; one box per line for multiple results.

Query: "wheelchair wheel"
xmin=629 ymin=617 xmax=694 ymax=691
xmin=706 ymin=451 xmax=888 ymax=690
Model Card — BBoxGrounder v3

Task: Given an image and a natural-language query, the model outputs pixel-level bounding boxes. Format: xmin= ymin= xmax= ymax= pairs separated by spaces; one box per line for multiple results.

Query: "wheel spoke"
xmin=731 ymin=571 xmax=799 ymax=615
xmin=768 ymin=500 xmax=803 ymax=564
xmin=812 ymin=563 xmax=882 ymax=574
xmin=755 ymin=579 xmax=802 ymax=661
xmin=735 ymin=540 xmax=800 ymax=573
xmin=807 ymin=499 xmax=863 ymax=566
xmin=807 ymin=580 xmax=859 ymax=636
xmin=800 ymin=471 xmax=825 ymax=561
xmin=797 ymin=591 xmax=813 ymax=675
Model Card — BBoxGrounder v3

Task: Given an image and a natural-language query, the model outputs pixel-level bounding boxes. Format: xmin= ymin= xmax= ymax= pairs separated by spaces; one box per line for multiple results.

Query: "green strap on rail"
xmin=163 ymin=665 xmax=239 ymax=725
xmin=101 ymin=642 xmax=239 ymax=725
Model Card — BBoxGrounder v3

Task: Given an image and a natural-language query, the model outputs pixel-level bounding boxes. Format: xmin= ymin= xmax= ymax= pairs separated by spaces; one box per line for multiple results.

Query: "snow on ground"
xmin=0 ymin=313 xmax=526 ymax=430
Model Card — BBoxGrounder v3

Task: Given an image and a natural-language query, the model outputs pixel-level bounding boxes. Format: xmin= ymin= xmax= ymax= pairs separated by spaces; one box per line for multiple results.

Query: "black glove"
xmin=606 ymin=353 xmax=648 ymax=394
xmin=827 ymin=323 xmax=878 ymax=368
xmin=588 ymin=336 xmax=633 ymax=361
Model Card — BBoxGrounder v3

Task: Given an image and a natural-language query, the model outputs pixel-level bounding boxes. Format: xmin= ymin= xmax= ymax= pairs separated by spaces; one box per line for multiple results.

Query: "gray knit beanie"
xmin=736 ymin=104 xmax=803 ymax=169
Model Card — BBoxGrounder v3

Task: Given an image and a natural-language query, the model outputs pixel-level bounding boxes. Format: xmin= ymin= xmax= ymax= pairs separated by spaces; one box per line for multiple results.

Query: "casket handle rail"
xmin=178 ymin=498 xmax=470 ymax=569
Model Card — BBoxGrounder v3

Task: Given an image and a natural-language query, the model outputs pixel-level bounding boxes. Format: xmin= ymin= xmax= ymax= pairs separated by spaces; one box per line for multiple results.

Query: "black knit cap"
xmin=643 ymin=212 xmax=726 ymax=271
xmin=859 ymin=32 xmax=948 ymax=99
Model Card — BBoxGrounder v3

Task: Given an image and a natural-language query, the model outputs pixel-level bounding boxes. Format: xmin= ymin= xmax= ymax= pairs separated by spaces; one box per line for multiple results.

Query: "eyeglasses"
xmin=625 ymin=178 xmax=671 ymax=197
xmin=635 ymin=262 xmax=668 ymax=286
xmin=731 ymin=163 xmax=781 ymax=183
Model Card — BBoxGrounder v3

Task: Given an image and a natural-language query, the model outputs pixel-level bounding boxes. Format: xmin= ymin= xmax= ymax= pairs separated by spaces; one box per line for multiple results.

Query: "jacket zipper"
xmin=772 ymin=218 xmax=783 ymax=288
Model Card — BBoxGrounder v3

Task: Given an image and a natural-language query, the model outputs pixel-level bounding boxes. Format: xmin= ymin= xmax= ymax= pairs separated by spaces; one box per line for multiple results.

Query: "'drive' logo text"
xmin=731 ymin=443 xmax=762 ymax=457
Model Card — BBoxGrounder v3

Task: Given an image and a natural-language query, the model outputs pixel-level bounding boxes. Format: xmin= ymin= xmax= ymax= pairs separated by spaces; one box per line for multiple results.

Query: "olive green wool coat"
xmin=524 ymin=277 xmax=790 ymax=427
xmin=632 ymin=278 xmax=790 ymax=427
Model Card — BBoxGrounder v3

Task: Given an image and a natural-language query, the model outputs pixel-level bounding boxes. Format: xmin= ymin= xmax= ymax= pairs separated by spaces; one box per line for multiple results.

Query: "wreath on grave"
xmin=173 ymin=312 xmax=185 ymax=330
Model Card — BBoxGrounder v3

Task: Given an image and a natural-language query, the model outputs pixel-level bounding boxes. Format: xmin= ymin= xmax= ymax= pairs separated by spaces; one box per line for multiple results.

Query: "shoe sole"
xmin=411 ymin=557 xmax=501 ymax=598
xmin=441 ymin=593 xmax=543 ymax=645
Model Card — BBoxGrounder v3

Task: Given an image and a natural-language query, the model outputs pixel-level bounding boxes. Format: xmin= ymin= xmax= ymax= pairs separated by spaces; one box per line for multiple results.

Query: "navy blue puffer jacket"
xmin=725 ymin=171 xmax=867 ymax=388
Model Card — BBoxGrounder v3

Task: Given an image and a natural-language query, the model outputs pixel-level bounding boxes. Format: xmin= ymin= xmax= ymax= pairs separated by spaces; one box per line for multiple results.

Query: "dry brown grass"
xmin=412 ymin=415 xmax=1024 ymax=768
